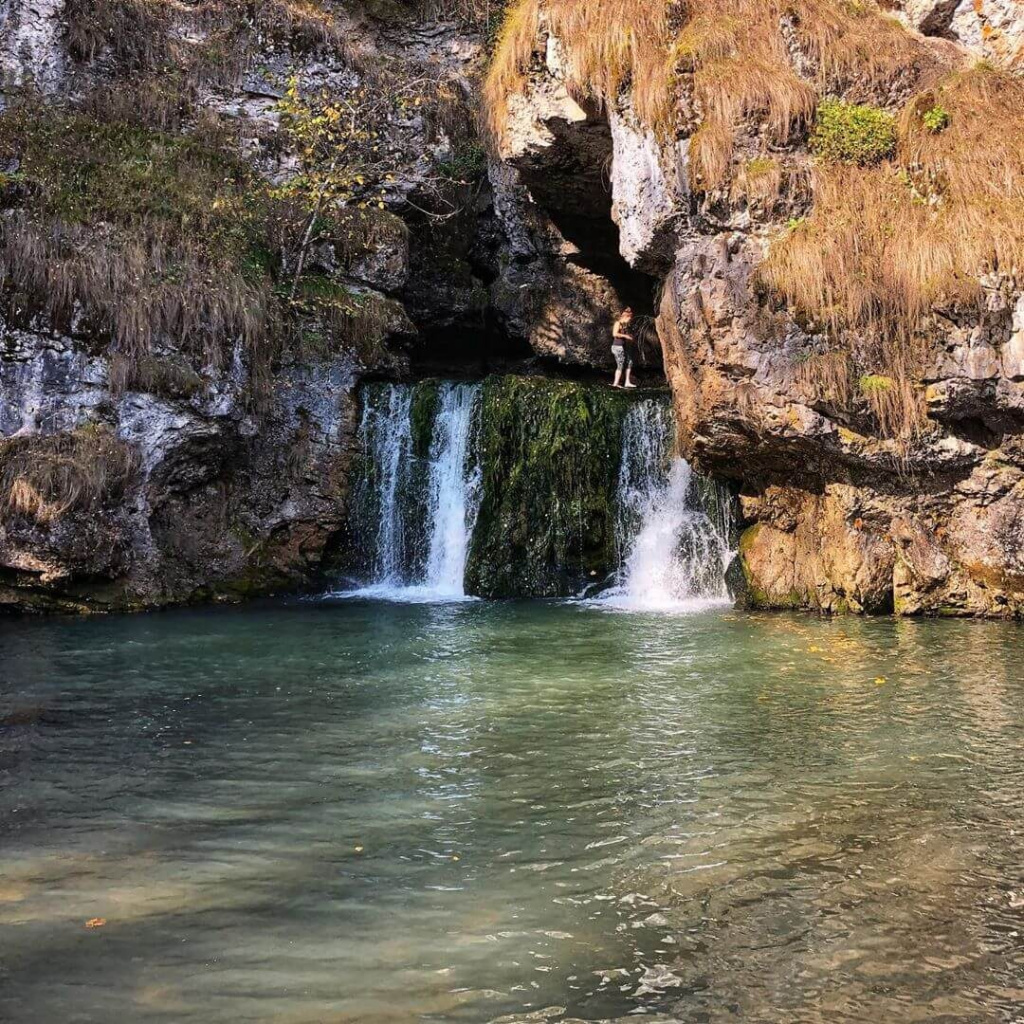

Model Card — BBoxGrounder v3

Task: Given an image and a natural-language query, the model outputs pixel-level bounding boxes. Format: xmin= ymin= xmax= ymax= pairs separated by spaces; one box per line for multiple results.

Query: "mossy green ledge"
xmin=465 ymin=376 xmax=656 ymax=599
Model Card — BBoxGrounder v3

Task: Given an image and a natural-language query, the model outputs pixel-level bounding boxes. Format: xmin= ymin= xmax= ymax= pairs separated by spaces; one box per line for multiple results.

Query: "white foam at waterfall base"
xmin=327 ymin=382 xmax=481 ymax=604
xmin=596 ymin=401 xmax=734 ymax=614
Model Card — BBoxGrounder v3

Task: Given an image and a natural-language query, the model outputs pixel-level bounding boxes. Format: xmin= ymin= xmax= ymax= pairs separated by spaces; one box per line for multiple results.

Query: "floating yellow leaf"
xmin=85 ymin=917 xmax=106 ymax=929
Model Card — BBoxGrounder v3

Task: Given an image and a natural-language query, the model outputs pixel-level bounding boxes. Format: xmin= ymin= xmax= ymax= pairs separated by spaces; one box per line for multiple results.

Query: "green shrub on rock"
xmin=922 ymin=105 xmax=951 ymax=134
xmin=810 ymin=99 xmax=897 ymax=165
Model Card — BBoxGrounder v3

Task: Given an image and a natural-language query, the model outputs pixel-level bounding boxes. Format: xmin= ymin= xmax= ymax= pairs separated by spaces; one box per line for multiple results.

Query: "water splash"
xmin=333 ymin=382 xmax=481 ymax=602
xmin=599 ymin=399 xmax=733 ymax=612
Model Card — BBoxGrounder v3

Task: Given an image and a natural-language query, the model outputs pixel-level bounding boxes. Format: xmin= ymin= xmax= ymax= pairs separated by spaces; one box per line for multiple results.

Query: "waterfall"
xmin=337 ymin=381 xmax=481 ymax=602
xmin=363 ymin=384 xmax=413 ymax=587
xmin=600 ymin=399 xmax=733 ymax=612
xmin=423 ymin=384 xmax=482 ymax=597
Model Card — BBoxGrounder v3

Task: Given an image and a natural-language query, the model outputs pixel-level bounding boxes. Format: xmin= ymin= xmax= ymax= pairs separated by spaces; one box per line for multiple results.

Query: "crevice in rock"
xmin=404 ymin=318 xmax=536 ymax=378
xmin=503 ymin=103 xmax=663 ymax=374
xmin=547 ymin=208 xmax=658 ymax=325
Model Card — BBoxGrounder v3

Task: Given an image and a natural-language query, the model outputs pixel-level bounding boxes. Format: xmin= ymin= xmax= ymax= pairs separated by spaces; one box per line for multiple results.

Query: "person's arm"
xmin=613 ymin=321 xmax=633 ymax=341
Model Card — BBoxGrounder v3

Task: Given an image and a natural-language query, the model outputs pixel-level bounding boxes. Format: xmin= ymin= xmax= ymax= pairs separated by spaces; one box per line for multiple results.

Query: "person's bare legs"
xmin=612 ymin=368 xmax=622 ymax=388
xmin=624 ymin=367 xmax=637 ymax=388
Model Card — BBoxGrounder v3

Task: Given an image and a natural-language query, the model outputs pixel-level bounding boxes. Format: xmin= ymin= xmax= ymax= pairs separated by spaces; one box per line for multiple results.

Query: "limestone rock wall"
xmin=489 ymin=4 xmax=1024 ymax=619
xmin=895 ymin=0 xmax=1024 ymax=66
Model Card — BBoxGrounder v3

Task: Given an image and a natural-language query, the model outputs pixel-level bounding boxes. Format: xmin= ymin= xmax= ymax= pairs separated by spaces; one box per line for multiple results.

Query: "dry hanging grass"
xmin=762 ymin=65 xmax=1024 ymax=432
xmin=65 ymin=0 xmax=342 ymax=69
xmin=0 ymin=427 xmax=138 ymax=524
xmin=62 ymin=0 xmax=346 ymax=126
xmin=484 ymin=0 xmax=938 ymax=185
xmin=0 ymin=216 xmax=270 ymax=370
xmin=0 ymin=105 xmax=276 ymax=372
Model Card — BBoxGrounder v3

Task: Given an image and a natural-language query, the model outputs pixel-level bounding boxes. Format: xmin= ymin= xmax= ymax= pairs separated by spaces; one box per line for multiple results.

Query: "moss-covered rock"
xmin=408 ymin=378 xmax=442 ymax=461
xmin=465 ymin=376 xmax=646 ymax=598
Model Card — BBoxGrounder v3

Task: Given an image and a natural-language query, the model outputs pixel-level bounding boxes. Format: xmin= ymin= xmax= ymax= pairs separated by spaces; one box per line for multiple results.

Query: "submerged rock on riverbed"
xmin=489 ymin=1011 xmax=682 ymax=1024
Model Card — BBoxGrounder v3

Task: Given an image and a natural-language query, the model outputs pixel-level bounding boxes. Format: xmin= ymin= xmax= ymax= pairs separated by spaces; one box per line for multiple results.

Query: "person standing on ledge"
xmin=611 ymin=307 xmax=638 ymax=389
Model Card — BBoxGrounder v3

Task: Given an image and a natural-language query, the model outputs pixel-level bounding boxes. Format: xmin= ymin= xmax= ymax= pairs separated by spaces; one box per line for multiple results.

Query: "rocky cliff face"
xmin=6 ymin=0 xmax=1024 ymax=618
xmin=0 ymin=0 xmax=500 ymax=611
xmin=486 ymin=0 xmax=1024 ymax=618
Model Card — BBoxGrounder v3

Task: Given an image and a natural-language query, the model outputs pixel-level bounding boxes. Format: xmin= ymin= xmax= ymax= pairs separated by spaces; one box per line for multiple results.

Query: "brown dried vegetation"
xmin=0 ymin=427 xmax=138 ymax=523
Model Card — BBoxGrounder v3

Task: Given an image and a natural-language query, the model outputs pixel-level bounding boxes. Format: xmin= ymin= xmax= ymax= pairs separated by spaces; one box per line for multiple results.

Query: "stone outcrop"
xmin=895 ymin=0 xmax=1024 ymax=66
xmin=487 ymin=37 xmax=663 ymax=371
xmin=1 ymin=321 xmax=363 ymax=611
xmin=0 ymin=0 xmax=65 ymax=95
xmin=489 ymin=3 xmax=1024 ymax=619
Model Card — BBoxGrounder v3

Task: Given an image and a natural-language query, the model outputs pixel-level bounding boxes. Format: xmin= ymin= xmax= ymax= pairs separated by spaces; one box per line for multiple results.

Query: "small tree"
xmin=274 ymin=77 xmax=393 ymax=297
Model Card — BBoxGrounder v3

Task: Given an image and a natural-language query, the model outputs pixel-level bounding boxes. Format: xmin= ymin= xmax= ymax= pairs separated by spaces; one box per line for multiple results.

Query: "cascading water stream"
xmin=337 ymin=382 xmax=731 ymax=611
xmin=338 ymin=381 xmax=481 ymax=602
xmin=600 ymin=400 xmax=733 ymax=612
xmin=422 ymin=384 xmax=482 ymax=598
xmin=363 ymin=384 xmax=413 ymax=587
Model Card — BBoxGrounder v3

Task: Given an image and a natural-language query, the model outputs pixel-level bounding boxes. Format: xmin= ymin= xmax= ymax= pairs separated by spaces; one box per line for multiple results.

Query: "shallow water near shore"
xmin=2 ymin=599 xmax=1023 ymax=1023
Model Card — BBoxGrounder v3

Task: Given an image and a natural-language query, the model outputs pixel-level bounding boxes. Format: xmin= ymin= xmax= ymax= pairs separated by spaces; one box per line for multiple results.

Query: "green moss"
xmin=435 ymin=142 xmax=487 ymax=183
xmin=737 ymin=524 xmax=808 ymax=610
xmin=465 ymin=376 xmax=641 ymax=598
xmin=737 ymin=522 xmax=763 ymax=558
xmin=859 ymin=373 xmax=895 ymax=394
xmin=409 ymin=379 xmax=442 ymax=461
xmin=922 ymin=105 xmax=951 ymax=134
xmin=0 ymin=106 xmax=261 ymax=257
xmin=744 ymin=156 xmax=777 ymax=179
xmin=811 ymin=99 xmax=897 ymax=166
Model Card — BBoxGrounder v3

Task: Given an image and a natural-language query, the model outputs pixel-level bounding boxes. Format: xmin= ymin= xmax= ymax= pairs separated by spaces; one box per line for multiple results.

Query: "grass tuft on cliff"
xmin=0 ymin=102 xmax=408 ymax=380
xmin=0 ymin=426 xmax=138 ymax=524
xmin=762 ymin=64 xmax=1024 ymax=436
xmin=483 ymin=0 xmax=928 ymax=181
xmin=66 ymin=0 xmax=342 ymax=70
xmin=810 ymin=99 xmax=897 ymax=165
xmin=62 ymin=0 xmax=347 ymax=128
xmin=0 ymin=105 xmax=274 ymax=369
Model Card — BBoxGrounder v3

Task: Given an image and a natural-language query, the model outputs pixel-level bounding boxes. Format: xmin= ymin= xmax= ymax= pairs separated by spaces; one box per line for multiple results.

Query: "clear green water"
xmin=1 ymin=600 xmax=1023 ymax=1023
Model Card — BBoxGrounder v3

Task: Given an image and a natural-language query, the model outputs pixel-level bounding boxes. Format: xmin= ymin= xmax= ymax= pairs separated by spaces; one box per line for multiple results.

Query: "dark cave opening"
xmin=544 ymin=206 xmax=662 ymax=370
xmin=385 ymin=101 xmax=663 ymax=385
xmin=513 ymin=104 xmax=664 ymax=375
xmin=405 ymin=317 xmax=536 ymax=379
